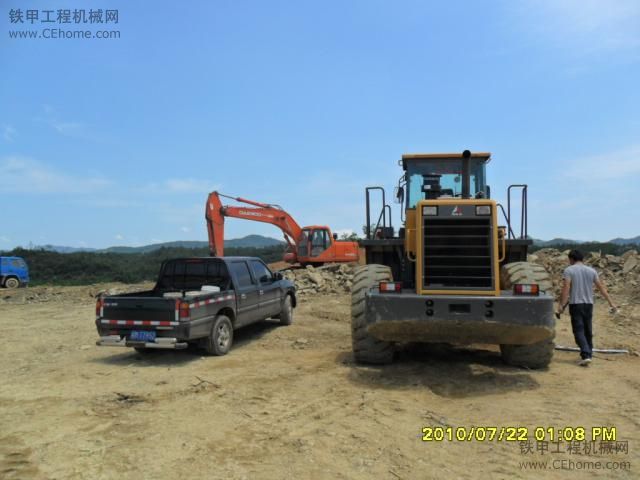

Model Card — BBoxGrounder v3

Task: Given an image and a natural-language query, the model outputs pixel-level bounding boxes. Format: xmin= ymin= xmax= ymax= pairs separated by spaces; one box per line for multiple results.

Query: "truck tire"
xmin=351 ymin=264 xmax=394 ymax=364
xmin=4 ymin=277 xmax=20 ymax=289
xmin=279 ymin=294 xmax=293 ymax=325
xmin=499 ymin=262 xmax=554 ymax=369
xmin=204 ymin=315 xmax=233 ymax=356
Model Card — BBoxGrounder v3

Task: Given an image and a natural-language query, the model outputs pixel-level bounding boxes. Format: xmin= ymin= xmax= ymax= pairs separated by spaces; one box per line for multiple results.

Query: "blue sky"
xmin=1 ymin=0 xmax=639 ymax=249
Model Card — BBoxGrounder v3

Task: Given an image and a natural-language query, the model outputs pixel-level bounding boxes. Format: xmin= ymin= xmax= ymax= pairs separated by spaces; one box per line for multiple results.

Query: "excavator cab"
xmin=297 ymin=227 xmax=332 ymax=259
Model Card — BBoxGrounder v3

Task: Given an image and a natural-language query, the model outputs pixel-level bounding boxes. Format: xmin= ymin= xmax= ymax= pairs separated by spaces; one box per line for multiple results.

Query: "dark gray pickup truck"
xmin=95 ymin=256 xmax=296 ymax=355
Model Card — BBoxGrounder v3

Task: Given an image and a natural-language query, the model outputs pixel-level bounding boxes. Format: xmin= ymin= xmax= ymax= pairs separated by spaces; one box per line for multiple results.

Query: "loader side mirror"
xmin=394 ymin=186 xmax=404 ymax=204
xmin=486 ymin=185 xmax=491 ymax=199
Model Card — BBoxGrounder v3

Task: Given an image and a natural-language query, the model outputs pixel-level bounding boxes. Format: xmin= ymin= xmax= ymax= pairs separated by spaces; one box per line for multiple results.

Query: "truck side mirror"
xmin=272 ymin=272 xmax=283 ymax=281
xmin=333 ymin=233 xmax=338 ymax=240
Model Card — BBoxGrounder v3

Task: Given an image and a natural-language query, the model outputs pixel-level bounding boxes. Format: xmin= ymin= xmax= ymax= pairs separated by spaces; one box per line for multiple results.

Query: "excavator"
xmin=205 ymin=191 xmax=360 ymax=266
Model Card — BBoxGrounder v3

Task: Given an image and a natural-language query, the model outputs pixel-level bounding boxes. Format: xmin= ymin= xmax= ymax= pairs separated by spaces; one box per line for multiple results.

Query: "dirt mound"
xmin=528 ymin=248 xmax=639 ymax=302
xmin=282 ymin=263 xmax=357 ymax=296
xmin=0 ymin=282 xmax=154 ymax=305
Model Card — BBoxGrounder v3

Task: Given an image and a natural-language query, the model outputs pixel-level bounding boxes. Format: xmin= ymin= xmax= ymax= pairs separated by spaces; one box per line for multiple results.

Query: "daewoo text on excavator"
xmin=205 ymin=192 xmax=360 ymax=266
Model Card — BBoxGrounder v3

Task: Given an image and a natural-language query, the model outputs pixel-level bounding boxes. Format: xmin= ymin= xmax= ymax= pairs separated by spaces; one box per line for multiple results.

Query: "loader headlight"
xmin=422 ymin=206 xmax=438 ymax=216
xmin=475 ymin=205 xmax=491 ymax=216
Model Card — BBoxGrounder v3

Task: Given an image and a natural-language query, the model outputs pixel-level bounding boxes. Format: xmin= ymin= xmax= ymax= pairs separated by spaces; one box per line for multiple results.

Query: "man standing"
xmin=557 ymin=249 xmax=617 ymax=366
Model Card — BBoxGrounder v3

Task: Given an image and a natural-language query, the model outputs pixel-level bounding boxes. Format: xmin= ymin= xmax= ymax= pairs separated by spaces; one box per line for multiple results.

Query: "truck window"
xmin=206 ymin=261 xmax=231 ymax=289
xmin=229 ymin=261 xmax=254 ymax=288
xmin=10 ymin=259 xmax=22 ymax=268
xmin=250 ymin=260 xmax=272 ymax=283
xmin=157 ymin=259 xmax=230 ymax=291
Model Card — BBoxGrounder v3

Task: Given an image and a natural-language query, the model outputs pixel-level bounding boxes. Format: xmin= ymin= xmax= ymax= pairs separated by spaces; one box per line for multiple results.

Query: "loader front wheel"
xmin=500 ymin=262 xmax=554 ymax=369
xmin=351 ymin=264 xmax=394 ymax=364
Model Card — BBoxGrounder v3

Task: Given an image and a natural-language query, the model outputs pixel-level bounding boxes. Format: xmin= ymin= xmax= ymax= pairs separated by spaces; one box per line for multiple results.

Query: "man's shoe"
xmin=579 ymin=358 xmax=592 ymax=367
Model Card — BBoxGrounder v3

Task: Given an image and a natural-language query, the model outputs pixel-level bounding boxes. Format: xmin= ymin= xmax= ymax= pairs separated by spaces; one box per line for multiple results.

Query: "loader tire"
xmin=500 ymin=261 xmax=553 ymax=294
xmin=351 ymin=264 xmax=394 ymax=364
xmin=499 ymin=262 xmax=554 ymax=369
xmin=500 ymin=340 xmax=555 ymax=369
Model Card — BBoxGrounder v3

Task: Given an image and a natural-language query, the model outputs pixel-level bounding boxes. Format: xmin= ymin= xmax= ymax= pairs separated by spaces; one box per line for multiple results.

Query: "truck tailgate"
xmin=101 ymin=297 xmax=178 ymax=323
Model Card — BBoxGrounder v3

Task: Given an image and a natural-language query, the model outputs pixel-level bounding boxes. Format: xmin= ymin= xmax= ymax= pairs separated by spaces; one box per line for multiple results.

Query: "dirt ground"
xmin=1 ymin=285 xmax=638 ymax=479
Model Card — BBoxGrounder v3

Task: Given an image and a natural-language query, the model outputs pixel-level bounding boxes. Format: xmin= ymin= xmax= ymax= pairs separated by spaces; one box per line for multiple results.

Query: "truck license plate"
xmin=130 ymin=330 xmax=156 ymax=342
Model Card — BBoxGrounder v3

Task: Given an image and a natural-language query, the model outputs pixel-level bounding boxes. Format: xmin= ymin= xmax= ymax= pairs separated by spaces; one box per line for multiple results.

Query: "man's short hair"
xmin=568 ymin=249 xmax=584 ymax=262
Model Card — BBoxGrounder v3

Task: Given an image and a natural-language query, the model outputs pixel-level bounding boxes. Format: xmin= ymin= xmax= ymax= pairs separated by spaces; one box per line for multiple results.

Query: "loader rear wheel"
xmin=499 ymin=262 xmax=554 ymax=369
xmin=351 ymin=264 xmax=394 ymax=364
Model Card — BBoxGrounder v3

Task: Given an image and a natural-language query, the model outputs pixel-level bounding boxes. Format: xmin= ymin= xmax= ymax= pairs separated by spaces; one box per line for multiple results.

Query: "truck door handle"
xmin=259 ymin=290 xmax=264 ymax=296
xmin=241 ymin=294 xmax=247 ymax=299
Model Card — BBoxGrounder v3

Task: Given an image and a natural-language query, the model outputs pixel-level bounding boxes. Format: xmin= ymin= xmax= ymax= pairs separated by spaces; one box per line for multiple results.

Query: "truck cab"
xmin=0 ymin=256 xmax=29 ymax=288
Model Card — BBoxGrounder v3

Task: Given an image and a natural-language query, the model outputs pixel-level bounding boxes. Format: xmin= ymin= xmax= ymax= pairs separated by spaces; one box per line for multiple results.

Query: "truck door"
xmin=228 ymin=260 xmax=261 ymax=326
xmin=249 ymin=259 xmax=281 ymax=318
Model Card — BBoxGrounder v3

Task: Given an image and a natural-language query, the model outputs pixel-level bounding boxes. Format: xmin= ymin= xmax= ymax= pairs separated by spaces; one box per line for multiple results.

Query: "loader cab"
xmin=402 ymin=153 xmax=490 ymax=209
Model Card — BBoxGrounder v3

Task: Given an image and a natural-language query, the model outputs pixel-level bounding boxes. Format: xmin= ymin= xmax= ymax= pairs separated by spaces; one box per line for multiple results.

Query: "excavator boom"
xmin=205 ymin=191 xmax=360 ymax=265
xmin=205 ymin=192 xmax=302 ymax=257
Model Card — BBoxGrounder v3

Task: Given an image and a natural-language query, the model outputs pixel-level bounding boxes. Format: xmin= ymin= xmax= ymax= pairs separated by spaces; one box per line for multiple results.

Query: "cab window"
xmin=229 ymin=261 xmax=255 ymax=288
xmin=310 ymin=229 xmax=328 ymax=256
xmin=250 ymin=260 xmax=272 ymax=284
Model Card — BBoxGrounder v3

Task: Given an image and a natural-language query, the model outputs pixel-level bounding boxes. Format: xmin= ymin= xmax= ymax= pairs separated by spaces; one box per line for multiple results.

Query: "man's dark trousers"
xmin=569 ymin=304 xmax=593 ymax=359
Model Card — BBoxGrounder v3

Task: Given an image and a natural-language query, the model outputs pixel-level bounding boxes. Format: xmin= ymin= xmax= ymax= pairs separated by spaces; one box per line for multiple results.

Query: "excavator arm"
xmin=205 ymin=191 xmax=303 ymax=257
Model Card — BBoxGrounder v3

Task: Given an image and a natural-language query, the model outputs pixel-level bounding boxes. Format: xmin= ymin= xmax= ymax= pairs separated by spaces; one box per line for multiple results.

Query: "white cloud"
xmin=180 ymin=226 xmax=191 ymax=233
xmin=2 ymin=125 xmax=16 ymax=142
xmin=144 ymin=178 xmax=219 ymax=194
xmin=512 ymin=0 xmax=640 ymax=56
xmin=36 ymin=105 xmax=92 ymax=139
xmin=0 ymin=156 xmax=111 ymax=194
xmin=0 ymin=235 xmax=10 ymax=243
xmin=565 ymin=145 xmax=640 ymax=181
xmin=115 ymin=234 xmax=124 ymax=240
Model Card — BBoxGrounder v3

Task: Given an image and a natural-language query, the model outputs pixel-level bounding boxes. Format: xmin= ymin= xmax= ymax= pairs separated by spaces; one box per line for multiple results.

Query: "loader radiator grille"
xmin=422 ymin=217 xmax=493 ymax=290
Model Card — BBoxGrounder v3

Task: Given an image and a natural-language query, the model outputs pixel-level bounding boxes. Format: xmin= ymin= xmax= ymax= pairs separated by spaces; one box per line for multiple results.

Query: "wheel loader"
xmin=352 ymin=150 xmax=555 ymax=368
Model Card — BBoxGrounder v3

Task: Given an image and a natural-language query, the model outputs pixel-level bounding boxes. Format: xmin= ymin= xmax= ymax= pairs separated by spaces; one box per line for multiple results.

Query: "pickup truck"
xmin=95 ymin=256 xmax=296 ymax=355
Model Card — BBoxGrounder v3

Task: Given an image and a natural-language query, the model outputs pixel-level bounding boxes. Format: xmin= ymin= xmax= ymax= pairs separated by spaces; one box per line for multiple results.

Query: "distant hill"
xmin=34 ymin=235 xmax=284 ymax=254
xmin=226 ymin=234 xmax=284 ymax=248
xmin=532 ymin=238 xmax=580 ymax=247
xmin=610 ymin=236 xmax=640 ymax=246
xmin=534 ymin=236 xmax=640 ymax=247
xmin=37 ymin=245 xmax=97 ymax=253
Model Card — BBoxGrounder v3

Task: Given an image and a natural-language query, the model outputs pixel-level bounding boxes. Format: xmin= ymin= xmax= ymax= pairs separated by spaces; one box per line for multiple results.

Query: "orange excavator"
xmin=205 ymin=191 xmax=360 ymax=265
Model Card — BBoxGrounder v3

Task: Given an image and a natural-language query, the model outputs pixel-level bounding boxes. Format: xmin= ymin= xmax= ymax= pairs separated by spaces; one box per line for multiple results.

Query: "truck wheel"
xmin=351 ymin=264 xmax=394 ymax=364
xmin=4 ymin=277 xmax=20 ymax=289
xmin=500 ymin=262 xmax=554 ymax=369
xmin=279 ymin=295 xmax=293 ymax=325
xmin=204 ymin=315 xmax=233 ymax=356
